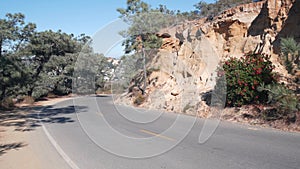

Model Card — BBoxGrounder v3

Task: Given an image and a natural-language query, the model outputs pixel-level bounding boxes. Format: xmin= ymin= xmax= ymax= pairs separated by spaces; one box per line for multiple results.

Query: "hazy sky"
xmin=0 ymin=0 xmax=213 ymax=57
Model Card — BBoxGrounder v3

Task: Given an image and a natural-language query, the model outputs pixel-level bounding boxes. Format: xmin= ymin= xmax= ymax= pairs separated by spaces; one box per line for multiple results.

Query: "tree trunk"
xmin=0 ymin=38 xmax=2 ymax=58
xmin=0 ymin=85 xmax=6 ymax=101
xmin=0 ymin=38 xmax=4 ymax=100
xmin=142 ymin=47 xmax=147 ymax=95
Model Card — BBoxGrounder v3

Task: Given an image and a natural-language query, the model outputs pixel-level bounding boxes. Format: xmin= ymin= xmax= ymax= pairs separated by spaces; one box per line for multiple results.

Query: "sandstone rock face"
xmin=118 ymin=0 xmax=298 ymax=116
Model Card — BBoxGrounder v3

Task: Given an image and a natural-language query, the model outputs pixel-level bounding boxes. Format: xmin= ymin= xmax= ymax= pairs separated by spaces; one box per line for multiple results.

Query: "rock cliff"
xmin=116 ymin=0 xmax=299 ymax=116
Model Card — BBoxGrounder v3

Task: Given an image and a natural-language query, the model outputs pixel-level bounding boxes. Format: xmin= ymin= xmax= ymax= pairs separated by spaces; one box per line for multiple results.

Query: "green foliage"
xmin=0 ymin=54 xmax=26 ymax=99
xmin=117 ymin=0 xmax=149 ymax=17
xmin=113 ymin=54 xmax=144 ymax=92
xmin=117 ymin=0 xmax=175 ymax=54
xmin=24 ymin=30 xmax=86 ymax=98
xmin=0 ymin=13 xmax=36 ymax=100
xmin=0 ymin=13 xmax=36 ymax=57
xmin=194 ymin=0 xmax=252 ymax=19
xmin=73 ymin=52 xmax=109 ymax=95
xmin=30 ymin=53 xmax=77 ymax=98
xmin=121 ymin=32 xmax=163 ymax=54
xmin=258 ymin=83 xmax=299 ymax=122
xmin=117 ymin=0 xmax=176 ymax=95
xmin=216 ymin=52 xmax=277 ymax=107
xmin=280 ymin=37 xmax=300 ymax=74
xmin=0 ymin=13 xmax=109 ymax=102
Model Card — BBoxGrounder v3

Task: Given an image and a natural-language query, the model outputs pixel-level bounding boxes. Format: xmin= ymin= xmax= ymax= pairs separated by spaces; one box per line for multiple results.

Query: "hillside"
xmin=116 ymin=0 xmax=299 ymax=123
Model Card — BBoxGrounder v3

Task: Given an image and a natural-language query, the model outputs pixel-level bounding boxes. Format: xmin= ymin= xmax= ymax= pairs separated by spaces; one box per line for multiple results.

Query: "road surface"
xmin=35 ymin=95 xmax=300 ymax=169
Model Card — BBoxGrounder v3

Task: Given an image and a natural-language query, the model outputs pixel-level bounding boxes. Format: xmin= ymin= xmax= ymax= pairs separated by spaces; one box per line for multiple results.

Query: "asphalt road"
xmin=38 ymin=95 xmax=300 ymax=169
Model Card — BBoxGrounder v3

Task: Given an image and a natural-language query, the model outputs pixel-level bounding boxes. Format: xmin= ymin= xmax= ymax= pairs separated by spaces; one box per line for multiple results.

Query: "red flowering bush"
xmin=216 ymin=52 xmax=278 ymax=107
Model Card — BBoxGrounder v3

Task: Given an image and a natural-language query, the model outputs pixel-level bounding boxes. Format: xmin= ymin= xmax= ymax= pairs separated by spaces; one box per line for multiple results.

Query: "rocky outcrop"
xmin=117 ymin=0 xmax=298 ymax=116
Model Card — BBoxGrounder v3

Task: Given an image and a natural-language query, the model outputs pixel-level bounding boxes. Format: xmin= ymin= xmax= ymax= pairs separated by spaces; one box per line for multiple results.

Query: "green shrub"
xmin=216 ymin=52 xmax=277 ymax=107
xmin=258 ymin=83 xmax=299 ymax=122
xmin=280 ymin=37 xmax=300 ymax=74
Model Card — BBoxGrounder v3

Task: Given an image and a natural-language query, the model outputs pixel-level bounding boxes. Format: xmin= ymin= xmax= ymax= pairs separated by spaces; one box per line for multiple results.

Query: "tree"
xmin=194 ymin=0 xmax=252 ymax=19
xmin=117 ymin=0 xmax=175 ymax=95
xmin=194 ymin=1 xmax=214 ymax=17
xmin=0 ymin=13 xmax=36 ymax=57
xmin=0 ymin=13 xmax=36 ymax=100
xmin=0 ymin=13 xmax=110 ymax=104
xmin=31 ymin=53 xmax=78 ymax=98
xmin=113 ymin=54 xmax=144 ymax=93
xmin=24 ymin=30 xmax=81 ymax=98
xmin=73 ymin=51 xmax=110 ymax=95
xmin=24 ymin=31 xmax=95 ymax=99
xmin=117 ymin=0 xmax=149 ymax=18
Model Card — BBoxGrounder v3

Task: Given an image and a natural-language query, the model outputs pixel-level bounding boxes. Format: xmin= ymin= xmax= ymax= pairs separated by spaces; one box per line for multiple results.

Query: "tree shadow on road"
xmin=0 ymin=103 xmax=87 ymax=156
xmin=0 ymin=142 xmax=27 ymax=156
xmin=0 ymin=104 xmax=87 ymax=132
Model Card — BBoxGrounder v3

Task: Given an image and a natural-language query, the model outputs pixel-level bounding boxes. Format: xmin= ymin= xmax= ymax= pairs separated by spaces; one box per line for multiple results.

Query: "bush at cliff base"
xmin=216 ymin=52 xmax=277 ymax=107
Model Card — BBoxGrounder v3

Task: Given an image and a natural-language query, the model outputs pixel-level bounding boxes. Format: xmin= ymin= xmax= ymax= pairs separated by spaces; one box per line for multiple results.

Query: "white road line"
xmin=38 ymin=98 xmax=81 ymax=169
xmin=41 ymin=123 xmax=81 ymax=169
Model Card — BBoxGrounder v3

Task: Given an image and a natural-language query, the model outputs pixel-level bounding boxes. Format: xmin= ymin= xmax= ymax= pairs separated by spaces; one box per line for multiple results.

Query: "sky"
xmin=0 ymin=0 xmax=213 ymax=57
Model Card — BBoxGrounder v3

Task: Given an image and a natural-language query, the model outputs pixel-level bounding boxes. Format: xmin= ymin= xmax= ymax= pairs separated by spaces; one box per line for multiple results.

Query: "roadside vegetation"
xmin=215 ymin=42 xmax=300 ymax=124
xmin=217 ymin=53 xmax=277 ymax=107
xmin=0 ymin=13 xmax=110 ymax=109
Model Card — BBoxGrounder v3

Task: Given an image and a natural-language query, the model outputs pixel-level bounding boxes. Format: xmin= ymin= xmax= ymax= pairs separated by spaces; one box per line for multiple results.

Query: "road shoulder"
xmin=0 ymin=97 xmax=73 ymax=169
